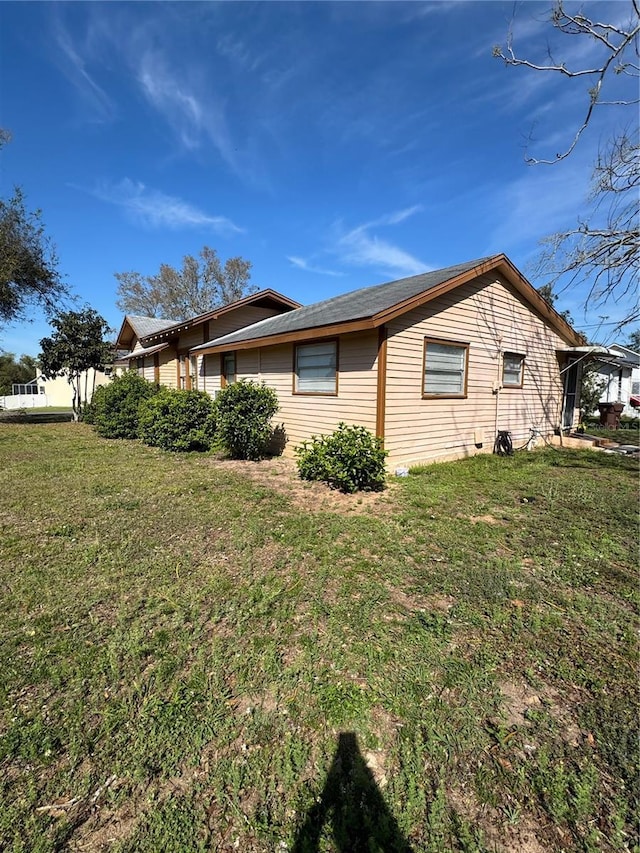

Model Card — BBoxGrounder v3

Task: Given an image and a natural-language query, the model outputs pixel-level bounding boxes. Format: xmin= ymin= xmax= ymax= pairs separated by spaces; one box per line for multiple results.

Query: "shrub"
xmin=138 ymin=388 xmax=217 ymax=452
xmin=92 ymin=371 xmax=159 ymax=439
xmin=215 ymin=380 xmax=279 ymax=461
xmin=295 ymin=423 xmax=388 ymax=493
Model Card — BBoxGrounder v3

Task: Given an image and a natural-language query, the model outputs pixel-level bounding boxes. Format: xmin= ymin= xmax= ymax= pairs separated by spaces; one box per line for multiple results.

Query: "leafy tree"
xmin=580 ymin=364 xmax=606 ymax=421
xmin=0 ymin=187 xmax=67 ymax=325
xmin=39 ymin=308 xmax=113 ymax=421
xmin=115 ymin=246 xmax=256 ymax=321
xmin=0 ymin=352 xmax=38 ymax=396
xmin=494 ymin=1 xmax=639 ymax=328
xmin=624 ymin=329 xmax=640 ymax=352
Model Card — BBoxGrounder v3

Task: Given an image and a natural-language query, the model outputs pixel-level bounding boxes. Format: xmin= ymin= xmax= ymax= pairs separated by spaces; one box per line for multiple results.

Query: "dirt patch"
xmin=448 ymin=785 xmax=549 ymax=853
xmin=386 ymin=585 xmax=455 ymax=615
xmin=208 ymin=456 xmax=397 ymax=515
xmin=463 ymin=513 xmax=508 ymax=526
xmin=498 ymin=681 xmax=584 ymax=747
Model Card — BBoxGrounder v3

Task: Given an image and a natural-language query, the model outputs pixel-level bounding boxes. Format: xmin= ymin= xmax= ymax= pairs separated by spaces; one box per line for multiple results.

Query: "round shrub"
xmin=295 ymin=423 xmax=388 ymax=493
xmin=138 ymin=388 xmax=217 ymax=452
xmin=92 ymin=371 xmax=159 ymax=439
xmin=215 ymin=380 xmax=279 ymax=461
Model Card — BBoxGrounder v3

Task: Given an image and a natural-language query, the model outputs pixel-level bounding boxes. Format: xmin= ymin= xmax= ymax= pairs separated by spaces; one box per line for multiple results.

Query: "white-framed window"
xmin=422 ymin=338 xmax=468 ymax=398
xmin=294 ymin=340 xmax=338 ymax=395
xmin=502 ymin=353 xmax=525 ymax=388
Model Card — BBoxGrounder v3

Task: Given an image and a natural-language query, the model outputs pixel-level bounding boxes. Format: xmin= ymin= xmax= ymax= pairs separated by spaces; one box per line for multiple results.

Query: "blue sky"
xmin=0 ymin=0 xmax=636 ymax=357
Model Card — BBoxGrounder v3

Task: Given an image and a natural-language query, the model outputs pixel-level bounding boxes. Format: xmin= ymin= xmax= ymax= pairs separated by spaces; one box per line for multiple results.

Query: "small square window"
xmin=423 ymin=339 xmax=468 ymax=398
xmin=295 ymin=341 xmax=337 ymax=395
xmin=503 ymin=353 xmax=525 ymax=388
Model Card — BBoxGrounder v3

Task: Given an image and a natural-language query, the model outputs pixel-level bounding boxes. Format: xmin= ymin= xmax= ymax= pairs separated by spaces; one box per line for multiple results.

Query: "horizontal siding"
xmin=158 ymin=347 xmax=177 ymax=388
xmin=384 ymin=273 xmax=570 ymax=466
xmin=143 ymin=357 xmax=155 ymax=384
xmin=209 ymin=306 xmax=283 ymax=340
xmin=206 ymin=332 xmax=378 ymax=455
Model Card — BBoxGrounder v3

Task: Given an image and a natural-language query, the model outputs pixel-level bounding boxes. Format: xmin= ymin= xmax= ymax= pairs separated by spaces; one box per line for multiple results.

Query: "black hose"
xmin=494 ymin=430 xmax=514 ymax=456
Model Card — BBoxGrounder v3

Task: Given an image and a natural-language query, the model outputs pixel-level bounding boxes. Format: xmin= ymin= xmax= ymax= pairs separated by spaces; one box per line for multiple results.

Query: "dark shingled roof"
xmin=193 ymin=258 xmax=492 ymax=351
xmin=128 ymin=315 xmax=181 ymax=339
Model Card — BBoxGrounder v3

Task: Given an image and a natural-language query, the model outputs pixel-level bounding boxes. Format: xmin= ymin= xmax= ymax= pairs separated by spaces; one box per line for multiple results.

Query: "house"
xmin=115 ymin=290 xmax=301 ymax=388
xmin=589 ymin=344 xmax=640 ymax=417
xmin=35 ymin=368 xmax=113 ymax=408
xmin=191 ymin=254 xmax=585 ymax=468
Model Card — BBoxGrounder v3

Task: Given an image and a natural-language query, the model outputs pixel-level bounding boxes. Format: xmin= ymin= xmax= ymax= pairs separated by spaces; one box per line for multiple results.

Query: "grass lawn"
xmin=584 ymin=427 xmax=640 ymax=447
xmin=0 ymin=423 xmax=638 ymax=852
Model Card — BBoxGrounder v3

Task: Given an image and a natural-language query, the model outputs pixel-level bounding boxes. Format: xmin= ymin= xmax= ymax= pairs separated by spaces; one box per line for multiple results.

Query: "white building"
xmin=591 ymin=344 xmax=640 ymax=417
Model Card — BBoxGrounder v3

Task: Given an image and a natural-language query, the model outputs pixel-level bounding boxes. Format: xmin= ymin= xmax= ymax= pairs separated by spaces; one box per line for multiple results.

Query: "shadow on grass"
xmin=0 ymin=411 xmax=73 ymax=424
xmin=291 ymin=732 xmax=413 ymax=853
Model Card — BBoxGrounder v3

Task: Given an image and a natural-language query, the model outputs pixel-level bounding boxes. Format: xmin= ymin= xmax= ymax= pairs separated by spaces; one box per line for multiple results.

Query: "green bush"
xmin=215 ymin=380 xmax=279 ymax=461
xmin=295 ymin=423 xmax=388 ymax=493
xmin=92 ymin=371 xmax=159 ymax=439
xmin=138 ymin=388 xmax=217 ymax=452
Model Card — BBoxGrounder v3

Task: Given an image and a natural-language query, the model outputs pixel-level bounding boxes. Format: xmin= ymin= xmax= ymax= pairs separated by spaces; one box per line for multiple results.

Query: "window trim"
xmin=220 ymin=351 xmax=236 ymax=388
xmin=422 ymin=337 xmax=469 ymax=399
xmin=293 ymin=339 xmax=339 ymax=396
xmin=502 ymin=352 xmax=525 ymax=389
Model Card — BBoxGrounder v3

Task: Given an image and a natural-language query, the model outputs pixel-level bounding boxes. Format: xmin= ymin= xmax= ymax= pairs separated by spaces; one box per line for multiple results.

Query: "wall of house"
xmin=197 ymin=331 xmax=379 ymax=452
xmin=35 ymin=369 xmax=112 ymax=407
xmin=158 ymin=346 xmax=178 ymax=387
xmin=594 ymin=363 xmax=637 ymax=416
xmin=383 ymin=273 xmax=572 ymax=467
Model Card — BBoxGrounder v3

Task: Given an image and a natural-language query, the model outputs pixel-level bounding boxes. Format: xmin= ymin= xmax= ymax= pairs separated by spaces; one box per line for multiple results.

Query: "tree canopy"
xmin=115 ymin=246 xmax=256 ymax=321
xmin=0 ymin=187 xmax=67 ymax=325
xmin=39 ymin=308 xmax=113 ymax=421
xmin=495 ymin=1 xmax=639 ymax=329
xmin=0 ymin=352 xmax=38 ymax=396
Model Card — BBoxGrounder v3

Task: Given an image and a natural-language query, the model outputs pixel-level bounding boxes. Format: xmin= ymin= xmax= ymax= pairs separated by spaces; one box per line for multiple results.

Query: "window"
xmin=221 ymin=352 xmax=236 ymax=387
xmin=632 ymin=381 xmax=640 ymax=395
xmin=423 ymin=339 xmax=468 ymax=398
xmin=502 ymin=353 xmax=525 ymax=388
xmin=295 ymin=341 xmax=337 ymax=395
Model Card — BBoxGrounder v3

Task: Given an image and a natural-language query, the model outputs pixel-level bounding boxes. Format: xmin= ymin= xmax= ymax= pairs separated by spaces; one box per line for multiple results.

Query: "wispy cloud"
xmin=52 ymin=13 xmax=115 ymax=122
xmin=87 ymin=178 xmax=244 ymax=235
xmin=287 ymin=256 xmax=345 ymax=277
xmin=333 ymin=207 xmax=427 ymax=277
xmin=137 ymin=50 xmax=206 ymax=151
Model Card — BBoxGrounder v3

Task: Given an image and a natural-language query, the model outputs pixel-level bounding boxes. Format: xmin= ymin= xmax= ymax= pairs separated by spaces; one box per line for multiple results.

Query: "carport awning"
xmin=121 ymin=342 xmax=170 ymax=360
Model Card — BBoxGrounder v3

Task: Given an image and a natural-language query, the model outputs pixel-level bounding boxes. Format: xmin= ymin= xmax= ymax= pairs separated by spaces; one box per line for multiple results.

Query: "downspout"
xmin=493 ymin=336 xmax=502 ymax=444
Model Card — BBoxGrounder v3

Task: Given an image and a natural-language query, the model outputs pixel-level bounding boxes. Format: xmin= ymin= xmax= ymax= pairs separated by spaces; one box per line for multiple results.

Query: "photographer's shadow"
xmin=291 ymin=731 xmax=413 ymax=852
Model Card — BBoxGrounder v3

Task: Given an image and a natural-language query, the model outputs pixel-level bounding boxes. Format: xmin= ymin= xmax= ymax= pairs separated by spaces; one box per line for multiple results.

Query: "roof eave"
xmin=142 ymin=289 xmax=302 ymax=345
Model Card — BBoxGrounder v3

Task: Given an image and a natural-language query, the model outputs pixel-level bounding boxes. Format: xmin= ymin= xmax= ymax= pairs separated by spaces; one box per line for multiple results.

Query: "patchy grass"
xmin=584 ymin=426 xmax=639 ymax=447
xmin=0 ymin=423 xmax=637 ymax=852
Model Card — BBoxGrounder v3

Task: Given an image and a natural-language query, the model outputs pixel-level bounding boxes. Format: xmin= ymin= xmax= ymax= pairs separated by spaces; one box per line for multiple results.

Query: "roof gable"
xmin=142 ymin=289 xmax=302 ymax=343
xmin=193 ymin=254 xmax=583 ymax=354
xmin=115 ymin=314 xmax=179 ymax=348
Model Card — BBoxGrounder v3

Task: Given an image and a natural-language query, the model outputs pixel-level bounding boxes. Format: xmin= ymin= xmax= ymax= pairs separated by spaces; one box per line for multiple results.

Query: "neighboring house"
xmin=115 ymin=290 xmax=301 ymax=388
xmin=586 ymin=344 xmax=640 ymax=417
xmin=35 ymin=368 xmax=112 ymax=408
xmin=191 ymin=254 xmax=585 ymax=468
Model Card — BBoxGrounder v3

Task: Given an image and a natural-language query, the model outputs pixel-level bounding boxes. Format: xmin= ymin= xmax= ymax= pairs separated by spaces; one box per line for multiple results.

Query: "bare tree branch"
xmin=493 ymin=0 xmax=639 ymax=163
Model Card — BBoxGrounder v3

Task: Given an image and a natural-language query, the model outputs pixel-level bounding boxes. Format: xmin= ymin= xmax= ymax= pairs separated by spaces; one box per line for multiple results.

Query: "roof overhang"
xmin=143 ymin=289 xmax=302 ymax=345
xmin=121 ymin=342 xmax=170 ymax=360
xmin=192 ymin=254 xmax=584 ymax=356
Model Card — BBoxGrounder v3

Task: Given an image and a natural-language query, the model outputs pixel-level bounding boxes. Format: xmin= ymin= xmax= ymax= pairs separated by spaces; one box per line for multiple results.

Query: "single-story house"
xmin=589 ymin=344 xmax=640 ymax=417
xmin=115 ymin=290 xmax=301 ymax=388
xmin=191 ymin=254 xmax=585 ymax=467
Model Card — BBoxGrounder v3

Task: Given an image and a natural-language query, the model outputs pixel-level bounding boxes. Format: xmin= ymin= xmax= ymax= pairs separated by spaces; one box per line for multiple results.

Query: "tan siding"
xmin=384 ymin=273 xmax=570 ymax=466
xmin=158 ymin=347 xmax=178 ymax=388
xmin=226 ymin=332 xmax=378 ymax=455
xmin=143 ymin=357 xmax=155 ymax=384
xmin=209 ymin=306 xmax=282 ymax=340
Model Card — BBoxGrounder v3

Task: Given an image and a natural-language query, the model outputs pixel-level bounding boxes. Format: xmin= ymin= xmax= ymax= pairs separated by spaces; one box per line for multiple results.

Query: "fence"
xmin=0 ymin=394 xmax=50 ymax=410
